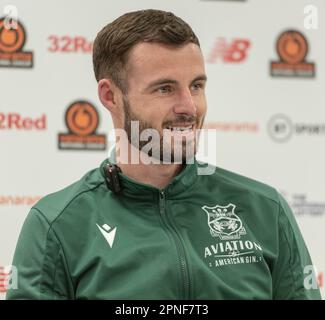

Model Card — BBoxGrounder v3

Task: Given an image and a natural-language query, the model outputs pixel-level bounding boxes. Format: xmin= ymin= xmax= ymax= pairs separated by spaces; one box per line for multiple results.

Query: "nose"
xmin=173 ymin=88 xmax=196 ymax=116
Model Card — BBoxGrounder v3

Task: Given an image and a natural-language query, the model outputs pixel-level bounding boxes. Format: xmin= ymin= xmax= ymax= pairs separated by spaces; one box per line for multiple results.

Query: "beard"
xmin=122 ymin=96 xmax=203 ymax=164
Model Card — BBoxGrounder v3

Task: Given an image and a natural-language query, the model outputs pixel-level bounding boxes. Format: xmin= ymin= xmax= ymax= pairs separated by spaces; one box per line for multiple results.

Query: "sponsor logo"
xmin=318 ymin=272 xmax=324 ymax=288
xmin=204 ymin=240 xmax=263 ymax=268
xmin=203 ymin=122 xmax=259 ymax=133
xmin=58 ymin=100 xmax=106 ymax=150
xmin=0 ymin=17 xmax=33 ymax=68
xmin=268 ymin=114 xmax=325 ymax=142
xmin=96 ymin=223 xmax=117 ymax=248
xmin=207 ymin=38 xmax=251 ymax=64
xmin=202 ymin=203 xmax=263 ymax=268
xmin=281 ymin=192 xmax=325 ymax=217
xmin=268 ymin=114 xmax=293 ymax=142
xmin=48 ymin=35 xmax=93 ymax=53
xmin=0 ymin=112 xmax=46 ymax=130
xmin=270 ymin=30 xmax=315 ymax=78
xmin=0 ymin=195 xmax=42 ymax=206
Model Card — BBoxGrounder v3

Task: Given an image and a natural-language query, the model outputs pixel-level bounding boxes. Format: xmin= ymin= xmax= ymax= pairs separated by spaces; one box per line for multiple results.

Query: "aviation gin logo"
xmin=202 ymin=203 xmax=263 ymax=268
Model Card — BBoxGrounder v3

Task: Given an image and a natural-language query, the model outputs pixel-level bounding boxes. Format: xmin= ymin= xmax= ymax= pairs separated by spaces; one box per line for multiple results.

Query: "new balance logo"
xmin=96 ymin=223 xmax=117 ymax=248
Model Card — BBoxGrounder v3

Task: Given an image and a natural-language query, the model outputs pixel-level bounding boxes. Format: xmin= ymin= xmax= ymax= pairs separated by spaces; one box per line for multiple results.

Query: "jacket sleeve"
xmin=271 ymin=194 xmax=322 ymax=300
xmin=6 ymin=208 xmax=74 ymax=300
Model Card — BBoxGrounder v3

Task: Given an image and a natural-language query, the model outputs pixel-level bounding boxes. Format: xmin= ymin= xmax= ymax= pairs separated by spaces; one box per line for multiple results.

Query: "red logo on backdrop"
xmin=48 ymin=35 xmax=93 ymax=53
xmin=0 ymin=18 xmax=33 ymax=68
xmin=318 ymin=272 xmax=324 ymax=288
xmin=270 ymin=30 xmax=315 ymax=78
xmin=0 ymin=195 xmax=42 ymax=206
xmin=207 ymin=38 xmax=251 ymax=64
xmin=203 ymin=122 xmax=259 ymax=133
xmin=0 ymin=267 xmax=9 ymax=293
xmin=0 ymin=266 xmax=17 ymax=293
xmin=58 ymin=100 xmax=106 ymax=150
xmin=0 ymin=112 xmax=46 ymax=130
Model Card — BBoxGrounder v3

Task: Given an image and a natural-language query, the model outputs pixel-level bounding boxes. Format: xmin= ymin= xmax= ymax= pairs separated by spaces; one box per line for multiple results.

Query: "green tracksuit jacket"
xmin=6 ymin=157 xmax=321 ymax=300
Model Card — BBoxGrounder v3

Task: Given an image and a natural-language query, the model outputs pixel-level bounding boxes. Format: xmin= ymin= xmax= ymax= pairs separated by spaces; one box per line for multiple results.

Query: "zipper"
xmin=159 ymin=190 xmax=190 ymax=300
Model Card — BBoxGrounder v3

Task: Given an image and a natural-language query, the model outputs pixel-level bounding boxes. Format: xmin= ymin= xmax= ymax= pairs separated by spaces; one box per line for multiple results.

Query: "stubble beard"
xmin=122 ymin=96 xmax=203 ymax=164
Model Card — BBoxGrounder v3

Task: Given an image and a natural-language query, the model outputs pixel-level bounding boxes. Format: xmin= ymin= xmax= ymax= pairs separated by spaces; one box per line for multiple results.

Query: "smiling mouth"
xmin=165 ymin=124 xmax=194 ymax=132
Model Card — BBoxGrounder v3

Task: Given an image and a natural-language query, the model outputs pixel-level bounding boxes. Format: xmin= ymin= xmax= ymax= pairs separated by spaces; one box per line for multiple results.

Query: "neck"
xmin=115 ymin=143 xmax=183 ymax=190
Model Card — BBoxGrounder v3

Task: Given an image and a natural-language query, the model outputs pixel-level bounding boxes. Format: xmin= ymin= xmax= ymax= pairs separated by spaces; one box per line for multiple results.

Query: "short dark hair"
xmin=92 ymin=9 xmax=200 ymax=93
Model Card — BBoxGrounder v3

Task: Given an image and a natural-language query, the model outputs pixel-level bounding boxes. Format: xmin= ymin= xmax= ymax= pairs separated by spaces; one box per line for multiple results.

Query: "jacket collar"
xmin=99 ymin=149 xmax=198 ymax=200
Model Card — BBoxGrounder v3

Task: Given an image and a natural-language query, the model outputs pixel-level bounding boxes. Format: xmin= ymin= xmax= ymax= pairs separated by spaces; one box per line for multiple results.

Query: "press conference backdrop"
xmin=0 ymin=0 xmax=324 ymax=299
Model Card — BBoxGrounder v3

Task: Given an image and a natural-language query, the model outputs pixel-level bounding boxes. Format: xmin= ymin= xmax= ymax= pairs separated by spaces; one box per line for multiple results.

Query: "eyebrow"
xmin=144 ymin=74 xmax=207 ymax=91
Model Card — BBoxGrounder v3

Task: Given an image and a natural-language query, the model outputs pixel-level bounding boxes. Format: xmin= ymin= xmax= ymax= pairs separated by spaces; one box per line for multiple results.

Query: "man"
xmin=7 ymin=9 xmax=321 ymax=300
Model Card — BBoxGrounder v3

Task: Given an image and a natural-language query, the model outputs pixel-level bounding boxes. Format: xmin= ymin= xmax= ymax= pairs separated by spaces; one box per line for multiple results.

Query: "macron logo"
xmin=96 ymin=223 xmax=117 ymax=248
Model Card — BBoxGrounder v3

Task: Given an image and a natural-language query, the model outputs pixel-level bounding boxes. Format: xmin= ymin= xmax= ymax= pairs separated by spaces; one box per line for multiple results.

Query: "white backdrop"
xmin=0 ymin=0 xmax=324 ymax=299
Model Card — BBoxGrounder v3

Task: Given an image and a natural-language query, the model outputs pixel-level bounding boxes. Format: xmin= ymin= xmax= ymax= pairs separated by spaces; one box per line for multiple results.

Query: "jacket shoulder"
xmin=198 ymin=161 xmax=280 ymax=205
xmin=33 ymin=166 xmax=105 ymax=224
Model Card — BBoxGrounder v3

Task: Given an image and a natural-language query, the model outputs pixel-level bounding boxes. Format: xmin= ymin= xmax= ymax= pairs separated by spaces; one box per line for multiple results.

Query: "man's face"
xmin=122 ymin=42 xmax=207 ymax=163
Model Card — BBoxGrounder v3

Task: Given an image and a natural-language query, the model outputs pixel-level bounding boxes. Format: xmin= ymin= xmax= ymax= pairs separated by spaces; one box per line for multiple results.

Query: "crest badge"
xmin=202 ymin=203 xmax=246 ymax=240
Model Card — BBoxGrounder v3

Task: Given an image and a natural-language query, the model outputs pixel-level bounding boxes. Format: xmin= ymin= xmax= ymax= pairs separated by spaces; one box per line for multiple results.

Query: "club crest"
xmin=202 ymin=203 xmax=246 ymax=240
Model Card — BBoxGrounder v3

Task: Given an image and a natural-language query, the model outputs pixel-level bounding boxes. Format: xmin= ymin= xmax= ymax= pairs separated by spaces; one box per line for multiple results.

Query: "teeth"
xmin=166 ymin=125 xmax=193 ymax=131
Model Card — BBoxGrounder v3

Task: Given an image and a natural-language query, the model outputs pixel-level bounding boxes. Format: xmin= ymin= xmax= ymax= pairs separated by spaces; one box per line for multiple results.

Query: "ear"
xmin=98 ymin=79 xmax=121 ymax=114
